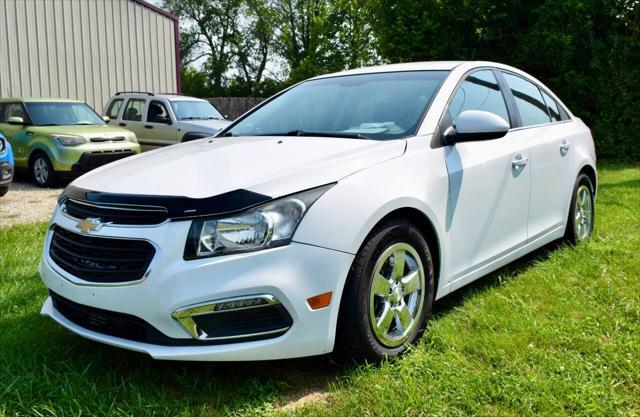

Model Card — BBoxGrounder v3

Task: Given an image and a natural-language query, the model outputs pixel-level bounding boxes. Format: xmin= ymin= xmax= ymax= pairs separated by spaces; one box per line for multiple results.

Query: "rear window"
xmin=502 ymin=72 xmax=550 ymax=127
xmin=122 ymin=99 xmax=146 ymax=121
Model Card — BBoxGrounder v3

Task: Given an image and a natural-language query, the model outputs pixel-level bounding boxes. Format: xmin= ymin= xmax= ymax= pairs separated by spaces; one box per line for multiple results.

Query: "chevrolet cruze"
xmin=39 ymin=62 xmax=596 ymax=362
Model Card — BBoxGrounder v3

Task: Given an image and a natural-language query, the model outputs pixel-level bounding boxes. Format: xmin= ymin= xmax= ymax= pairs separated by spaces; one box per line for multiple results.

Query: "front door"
xmin=0 ymin=102 xmax=32 ymax=166
xmin=443 ymin=69 xmax=531 ymax=289
xmin=140 ymin=99 xmax=177 ymax=146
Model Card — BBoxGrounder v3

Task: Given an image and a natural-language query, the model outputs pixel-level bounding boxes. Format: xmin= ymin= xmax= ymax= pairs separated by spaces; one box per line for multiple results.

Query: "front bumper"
xmin=49 ymin=142 xmax=140 ymax=173
xmin=40 ymin=210 xmax=354 ymax=361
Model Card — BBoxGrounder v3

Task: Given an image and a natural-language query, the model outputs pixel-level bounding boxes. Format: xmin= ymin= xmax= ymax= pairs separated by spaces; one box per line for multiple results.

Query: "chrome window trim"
xmin=44 ymin=223 xmax=160 ymax=287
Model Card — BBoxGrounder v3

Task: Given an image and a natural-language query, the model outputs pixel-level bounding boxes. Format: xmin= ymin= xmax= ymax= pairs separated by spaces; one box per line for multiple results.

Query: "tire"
xmin=564 ymin=173 xmax=595 ymax=244
xmin=0 ymin=186 xmax=8 ymax=197
xmin=30 ymin=153 xmax=58 ymax=188
xmin=335 ymin=218 xmax=435 ymax=363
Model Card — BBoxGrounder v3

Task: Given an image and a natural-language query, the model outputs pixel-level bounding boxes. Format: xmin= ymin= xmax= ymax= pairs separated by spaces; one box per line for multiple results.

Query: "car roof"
xmin=313 ymin=61 xmax=466 ymax=80
xmin=0 ymin=97 xmax=84 ymax=103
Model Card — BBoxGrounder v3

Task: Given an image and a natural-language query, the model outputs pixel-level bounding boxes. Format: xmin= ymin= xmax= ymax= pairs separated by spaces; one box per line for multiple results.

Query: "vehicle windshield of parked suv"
xmin=225 ymin=71 xmax=449 ymax=140
xmin=171 ymin=100 xmax=224 ymax=120
xmin=24 ymin=102 xmax=105 ymax=126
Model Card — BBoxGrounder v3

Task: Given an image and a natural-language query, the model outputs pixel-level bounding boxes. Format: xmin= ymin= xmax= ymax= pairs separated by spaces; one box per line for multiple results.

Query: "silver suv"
xmin=104 ymin=92 xmax=231 ymax=149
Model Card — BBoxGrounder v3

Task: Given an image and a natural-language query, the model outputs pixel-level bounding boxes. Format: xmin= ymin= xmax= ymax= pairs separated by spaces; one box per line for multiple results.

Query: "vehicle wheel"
xmin=336 ymin=218 xmax=435 ymax=362
xmin=564 ymin=173 xmax=595 ymax=244
xmin=31 ymin=153 xmax=58 ymax=188
xmin=0 ymin=186 xmax=8 ymax=197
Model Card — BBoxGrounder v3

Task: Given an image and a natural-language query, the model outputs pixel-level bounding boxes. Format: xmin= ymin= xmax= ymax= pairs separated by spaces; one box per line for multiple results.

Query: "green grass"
xmin=1 ymin=164 xmax=638 ymax=416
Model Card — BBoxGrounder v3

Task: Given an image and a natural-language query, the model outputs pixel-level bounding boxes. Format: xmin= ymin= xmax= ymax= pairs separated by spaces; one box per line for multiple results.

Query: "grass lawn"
xmin=0 ymin=163 xmax=638 ymax=416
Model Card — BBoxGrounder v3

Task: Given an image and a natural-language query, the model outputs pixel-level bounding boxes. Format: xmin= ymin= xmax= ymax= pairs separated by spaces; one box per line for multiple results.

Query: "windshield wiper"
xmin=180 ymin=116 xmax=205 ymax=120
xmin=257 ymin=130 xmax=371 ymax=139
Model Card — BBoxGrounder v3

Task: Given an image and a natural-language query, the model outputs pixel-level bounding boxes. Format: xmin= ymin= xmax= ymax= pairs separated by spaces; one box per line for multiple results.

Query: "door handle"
xmin=119 ymin=122 xmax=126 ymax=127
xmin=560 ymin=140 xmax=570 ymax=155
xmin=144 ymin=125 xmax=153 ymax=129
xmin=512 ymin=154 xmax=528 ymax=170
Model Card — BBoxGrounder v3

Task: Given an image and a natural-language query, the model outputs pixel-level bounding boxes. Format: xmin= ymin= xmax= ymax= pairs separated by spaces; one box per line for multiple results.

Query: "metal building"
xmin=0 ymin=0 xmax=180 ymax=112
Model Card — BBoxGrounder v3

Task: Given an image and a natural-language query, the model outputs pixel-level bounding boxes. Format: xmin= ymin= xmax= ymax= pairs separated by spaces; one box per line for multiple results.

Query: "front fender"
xmin=293 ymin=136 xmax=452 ymax=297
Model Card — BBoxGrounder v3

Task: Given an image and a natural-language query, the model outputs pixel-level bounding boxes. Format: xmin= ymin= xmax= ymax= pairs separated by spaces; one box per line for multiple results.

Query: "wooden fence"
xmin=206 ymin=97 xmax=266 ymax=120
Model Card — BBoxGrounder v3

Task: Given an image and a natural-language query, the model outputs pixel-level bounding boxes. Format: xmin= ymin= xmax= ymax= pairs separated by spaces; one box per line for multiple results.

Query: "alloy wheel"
xmin=574 ymin=184 xmax=593 ymax=240
xmin=34 ymin=157 xmax=49 ymax=185
xmin=368 ymin=242 xmax=425 ymax=347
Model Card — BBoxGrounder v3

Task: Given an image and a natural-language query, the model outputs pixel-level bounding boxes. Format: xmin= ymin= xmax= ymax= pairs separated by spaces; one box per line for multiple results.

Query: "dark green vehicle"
xmin=0 ymin=98 xmax=141 ymax=187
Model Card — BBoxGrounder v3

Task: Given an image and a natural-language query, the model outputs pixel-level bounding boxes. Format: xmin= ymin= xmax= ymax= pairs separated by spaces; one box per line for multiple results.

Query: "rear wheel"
xmin=564 ymin=174 xmax=595 ymax=244
xmin=336 ymin=218 xmax=435 ymax=362
xmin=31 ymin=153 xmax=58 ymax=188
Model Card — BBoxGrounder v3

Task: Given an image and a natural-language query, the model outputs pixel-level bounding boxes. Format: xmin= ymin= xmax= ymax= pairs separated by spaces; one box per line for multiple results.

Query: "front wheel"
xmin=31 ymin=153 xmax=58 ymax=188
xmin=336 ymin=218 xmax=435 ymax=362
xmin=0 ymin=186 xmax=8 ymax=197
xmin=564 ymin=173 xmax=595 ymax=244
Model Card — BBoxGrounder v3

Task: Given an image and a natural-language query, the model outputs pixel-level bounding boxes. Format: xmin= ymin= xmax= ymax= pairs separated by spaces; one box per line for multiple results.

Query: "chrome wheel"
xmin=34 ymin=157 xmax=49 ymax=185
xmin=574 ymin=184 xmax=593 ymax=240
xmin=369 ymin=243 xmax=425 ymax=348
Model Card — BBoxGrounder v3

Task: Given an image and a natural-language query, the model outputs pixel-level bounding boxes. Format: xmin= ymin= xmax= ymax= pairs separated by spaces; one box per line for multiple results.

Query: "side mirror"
xmin=445 ymin=110 xmax=509 ymax=145
xmin=7 ymin=116 xmax=25 ymax=125
xmin=158 ymin=116 xmax=172 ymax=125
xmin=102 ymin=116 xmax=110 ymax=122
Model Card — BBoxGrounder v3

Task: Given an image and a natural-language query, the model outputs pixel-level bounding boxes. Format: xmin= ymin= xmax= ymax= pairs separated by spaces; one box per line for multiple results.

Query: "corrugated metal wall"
xmin=0 ymin=0 xmax=178 ymax=113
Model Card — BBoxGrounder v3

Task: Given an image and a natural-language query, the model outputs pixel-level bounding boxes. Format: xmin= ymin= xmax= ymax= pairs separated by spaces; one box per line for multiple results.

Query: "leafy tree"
xmin=164 ymin=0 xmax=242 ymax=95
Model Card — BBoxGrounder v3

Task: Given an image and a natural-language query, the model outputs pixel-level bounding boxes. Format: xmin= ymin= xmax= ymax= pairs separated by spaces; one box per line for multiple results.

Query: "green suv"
xmin=0 ymin=98 xmax=141 ymax=187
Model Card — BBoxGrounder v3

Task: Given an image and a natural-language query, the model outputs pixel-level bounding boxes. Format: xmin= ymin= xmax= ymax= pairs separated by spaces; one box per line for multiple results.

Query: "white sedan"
xmin=39 ymin=61 xmax=596 ymax=362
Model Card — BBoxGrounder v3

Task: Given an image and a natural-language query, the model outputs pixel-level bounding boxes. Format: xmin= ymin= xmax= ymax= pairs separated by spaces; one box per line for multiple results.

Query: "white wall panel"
xmin=0 ymin=0 xmax=178 ymax=112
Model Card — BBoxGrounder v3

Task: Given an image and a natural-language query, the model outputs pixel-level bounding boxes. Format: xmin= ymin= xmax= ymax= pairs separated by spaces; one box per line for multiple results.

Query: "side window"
xmin=449 ymin=70 xmax=510 ymax=125
xmin=540 ymin=90 xmax=561 ymax=122
xmin=2 ymin=103 xmax=29 ymax=123
xmin=147 ymin=100 xmax=171 ymax=124
xmin=106 ymin=99 xmax=124 ymax=119
xmin=122 ymin=99 xmax=146 ymax=122
xmin=502 ymin=73 xmax=550 ymax=126
xmin=0 ymin=104 xmax=5 ymax=123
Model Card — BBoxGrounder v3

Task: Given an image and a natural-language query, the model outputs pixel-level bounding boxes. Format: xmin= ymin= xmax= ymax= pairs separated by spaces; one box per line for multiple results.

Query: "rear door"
xmin=443 ymin=69 xmax=531 ymax=290
xmin=499 ymin=71 xmax=574 ymax=241
xmin=119 ymin=98 xmax=148 ymax=143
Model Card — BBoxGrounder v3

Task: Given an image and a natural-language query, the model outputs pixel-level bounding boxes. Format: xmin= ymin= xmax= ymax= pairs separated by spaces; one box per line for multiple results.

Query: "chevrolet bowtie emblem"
xmin=76 ymin=218 xmax=110 ymax=233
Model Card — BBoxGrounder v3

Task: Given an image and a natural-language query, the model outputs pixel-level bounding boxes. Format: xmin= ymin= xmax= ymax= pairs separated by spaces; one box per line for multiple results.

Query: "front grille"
xmin=72 ymin=150 xmax=136 ymax=174
xmin=63 ymin=198 xmax=168 ymax=225
xmin=90 ymin=136 xmax=126 ymax=143
xmin=50 ymin=291 xmax=287 ymax=346
xmin=49 ymin=225 xmax=155 ymax=283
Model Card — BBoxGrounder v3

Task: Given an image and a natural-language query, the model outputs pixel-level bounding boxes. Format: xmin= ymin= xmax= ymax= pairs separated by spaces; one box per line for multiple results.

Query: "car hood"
xmin=72 ymin=136 xmax=406 ymax=199
xmin=27 ymin=124 xmax=134 ymax=139
xmin=178 ymin=119 xmax=232 ymax=134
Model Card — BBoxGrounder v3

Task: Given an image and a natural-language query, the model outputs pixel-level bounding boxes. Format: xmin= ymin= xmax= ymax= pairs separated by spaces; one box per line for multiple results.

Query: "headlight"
xmin=184 ymin=184 xmax=334 ymax=259
xmin=51 ymin=134 xmax=87 ymax=147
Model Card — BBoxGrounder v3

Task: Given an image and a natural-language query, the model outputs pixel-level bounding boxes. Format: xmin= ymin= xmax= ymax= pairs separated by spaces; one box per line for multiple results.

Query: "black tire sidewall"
xmin=565 ymin=174 xmax=595 ymax=244
xmin=338 ymin=219 xmax=435 ymax=362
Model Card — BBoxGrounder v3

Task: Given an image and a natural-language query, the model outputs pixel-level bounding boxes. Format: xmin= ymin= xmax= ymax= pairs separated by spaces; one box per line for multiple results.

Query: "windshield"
xmin=25 ymin=102 xmax=104 ymax=126
xmin=226 ymin=71 xmax=449 ymax=140
xmin=171 ymin=100 xmax=223 ymax=120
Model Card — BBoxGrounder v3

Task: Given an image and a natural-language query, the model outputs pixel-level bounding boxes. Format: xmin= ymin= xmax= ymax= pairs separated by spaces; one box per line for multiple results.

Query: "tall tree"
xmin=164 ymin=0 xmax=242 ymax=94
xmin=231 ymin=0 xmax=277 ymax=95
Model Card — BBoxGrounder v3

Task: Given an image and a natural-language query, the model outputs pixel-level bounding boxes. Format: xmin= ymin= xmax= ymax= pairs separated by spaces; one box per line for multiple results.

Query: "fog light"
xmin=307 ymin=292 xmax=332 ymax=310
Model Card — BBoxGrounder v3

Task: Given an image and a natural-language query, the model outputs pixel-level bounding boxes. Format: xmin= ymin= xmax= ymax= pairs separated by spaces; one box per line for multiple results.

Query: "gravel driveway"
xmin=0 ymin=179 xmax=63 ymax=228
